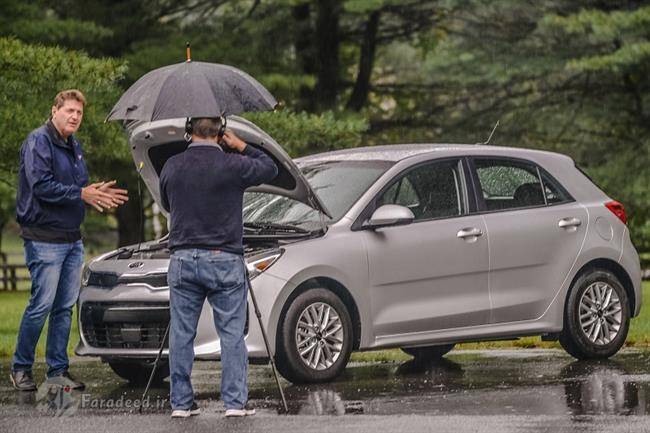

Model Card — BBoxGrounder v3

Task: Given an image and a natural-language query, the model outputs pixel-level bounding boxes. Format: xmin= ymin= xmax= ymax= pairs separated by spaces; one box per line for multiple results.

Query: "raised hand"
xmin=81 ymin=181 xmax=129 ymax=212
xmin=81 ymin=183 xmax=114 ymax=212
xmin=221 ymin=130 xmax=247 ymax=153
xmin=98 ymin=180 xmax=129 ymax=206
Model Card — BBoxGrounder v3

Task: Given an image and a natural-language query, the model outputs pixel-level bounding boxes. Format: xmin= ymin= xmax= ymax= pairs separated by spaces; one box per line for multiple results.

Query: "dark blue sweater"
xmin=16 ymin=121 xmax=89 ymax=241
xmin=159 ymin=142 xmax=278 ymax=254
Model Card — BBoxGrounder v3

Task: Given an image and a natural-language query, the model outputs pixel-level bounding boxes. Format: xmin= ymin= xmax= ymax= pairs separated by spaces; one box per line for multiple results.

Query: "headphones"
xmin=184 ymin=116 xmax=227 ymax=142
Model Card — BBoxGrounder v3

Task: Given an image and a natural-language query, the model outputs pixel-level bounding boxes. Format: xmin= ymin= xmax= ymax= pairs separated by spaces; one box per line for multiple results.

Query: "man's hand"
xmin=81 ymin=181 xmax=129 ymax=212
xmin=98 ymin=180 xmax=129 ymax=206
xmin=220 ymin=130 xmax=247 ymax=153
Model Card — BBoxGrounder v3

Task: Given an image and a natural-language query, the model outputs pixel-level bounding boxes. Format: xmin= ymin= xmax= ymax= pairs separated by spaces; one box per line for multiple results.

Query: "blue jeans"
xmin=12 ymin=239 xmax=84 ymax=377
xmin=168 ymin=249 xmax=249 ymax=410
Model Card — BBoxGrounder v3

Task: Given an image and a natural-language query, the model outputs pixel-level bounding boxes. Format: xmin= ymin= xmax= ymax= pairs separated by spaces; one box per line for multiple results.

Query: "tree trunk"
xmin=314 ymin=0 xmax=342 ymax=111
xmin=292 ymin=3 xmax=317 ymax=111
xmin=114 ymin=167 xmax=144 ymax=247
xmin=0 ymin=220 xmax=5 ymax=255
xmin=347 ymin=10 xmax=380 ymax=112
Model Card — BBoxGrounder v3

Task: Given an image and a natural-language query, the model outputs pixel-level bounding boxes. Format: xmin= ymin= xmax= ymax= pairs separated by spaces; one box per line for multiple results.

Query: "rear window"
xmin=473 ymin=157 xmax=572 ymax=212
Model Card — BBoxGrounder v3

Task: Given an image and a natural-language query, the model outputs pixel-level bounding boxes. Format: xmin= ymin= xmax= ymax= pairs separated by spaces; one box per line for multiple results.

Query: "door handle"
xmin=558 ymin=217 xmax=582 ymax=228
xmin=457 ymin=227 xmax=483 ymax=239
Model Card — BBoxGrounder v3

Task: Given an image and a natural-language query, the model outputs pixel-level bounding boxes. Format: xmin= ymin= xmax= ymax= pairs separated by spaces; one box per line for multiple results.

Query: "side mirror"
xmin=366 ymin=205 xmax=415 ymax=230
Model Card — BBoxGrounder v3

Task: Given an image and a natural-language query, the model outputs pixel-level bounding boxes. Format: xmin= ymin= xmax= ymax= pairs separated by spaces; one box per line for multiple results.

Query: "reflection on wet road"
xmin=2 ymin=349 xmax=650 ymax=430
xmin=276 ymin=351 xmax=650 ymax=417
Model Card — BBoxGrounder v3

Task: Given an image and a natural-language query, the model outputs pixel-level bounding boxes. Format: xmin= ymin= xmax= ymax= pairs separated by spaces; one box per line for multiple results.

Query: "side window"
xmin=380 ymin=176 xmax=420 ymax=209
xmin=474 ymin=159 xmax=545 ymax=211
xmin=540 ymin=171 xmax=571 ymax=204
xmin=379 ymin=159 xmax=465 ymax=221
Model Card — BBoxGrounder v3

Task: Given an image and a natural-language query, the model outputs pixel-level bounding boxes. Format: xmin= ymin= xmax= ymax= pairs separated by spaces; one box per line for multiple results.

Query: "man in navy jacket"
xmin=160 ymin=118 xmax=277 ymax=418
xmin=10 ymin=90 xmax=129 ymax=391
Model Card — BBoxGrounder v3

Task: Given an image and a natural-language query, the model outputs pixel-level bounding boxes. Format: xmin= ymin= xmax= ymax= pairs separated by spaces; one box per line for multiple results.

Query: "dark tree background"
xmin=1 ymin=0 xmax=648 ymax=253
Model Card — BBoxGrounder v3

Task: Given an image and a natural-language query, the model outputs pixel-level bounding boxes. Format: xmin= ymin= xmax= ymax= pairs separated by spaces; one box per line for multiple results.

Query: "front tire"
xmin=107 ymin=359 xmax=170 ymax=385
xmin=276 ymin=288 xmax=353 ymax=383
xmin=560 ymin=269 xmax=630 ymax=360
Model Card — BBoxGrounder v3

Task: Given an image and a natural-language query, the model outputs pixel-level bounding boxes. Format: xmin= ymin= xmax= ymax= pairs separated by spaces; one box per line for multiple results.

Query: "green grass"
xmin=626 ymin=280 xmax=650 ymax=345
xmin=1 ymin=282 xmax=648 ymax=361
xmin=0 ymin=291 xmax=80 ymax=358
xmin=1 ymin=226 xmax=31 ymax=291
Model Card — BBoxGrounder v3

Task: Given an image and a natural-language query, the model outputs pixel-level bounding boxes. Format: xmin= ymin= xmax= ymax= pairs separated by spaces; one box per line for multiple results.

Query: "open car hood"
xmin=125 ymin=116 xmax=331 ymax=218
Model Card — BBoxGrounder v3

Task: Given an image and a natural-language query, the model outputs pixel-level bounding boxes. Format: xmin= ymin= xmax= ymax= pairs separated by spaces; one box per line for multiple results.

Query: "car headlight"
xmin=246 ymin=249 xmax=283 ymax=280
xmin=81 ymin=264 xmax=90 ymax=287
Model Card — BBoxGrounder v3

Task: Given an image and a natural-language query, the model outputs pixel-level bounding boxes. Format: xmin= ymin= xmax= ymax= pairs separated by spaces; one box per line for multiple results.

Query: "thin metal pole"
xmin=139 ymin=321 xmax=170 ymax=414
xmin=246 ymin=274 xmax=289 ymax=413
xmin=139 ymin=276 xmax=289 ymax=414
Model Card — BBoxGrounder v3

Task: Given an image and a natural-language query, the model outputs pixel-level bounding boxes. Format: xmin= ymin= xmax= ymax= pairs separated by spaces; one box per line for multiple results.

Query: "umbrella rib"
xmin=227 ymin=65 xmax=276 ymax=102
xmin=199 ymin=63 xmax=227 ymax=118
xmin=108 ymin=64 xmax=176 ymax=121
xmin=211 ymin=63 xmax=276 ymax=114
xmin=149 ymin=65 xmax=188 ymax=121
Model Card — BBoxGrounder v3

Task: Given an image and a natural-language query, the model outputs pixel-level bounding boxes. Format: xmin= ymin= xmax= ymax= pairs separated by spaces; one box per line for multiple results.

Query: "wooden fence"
xmin=0 ymin=252 xmax=30 ymax=291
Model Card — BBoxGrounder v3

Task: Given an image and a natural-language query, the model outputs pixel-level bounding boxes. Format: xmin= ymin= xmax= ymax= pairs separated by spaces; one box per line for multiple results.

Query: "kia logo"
xmin=128 ymin=261 xmax=144 ymax=269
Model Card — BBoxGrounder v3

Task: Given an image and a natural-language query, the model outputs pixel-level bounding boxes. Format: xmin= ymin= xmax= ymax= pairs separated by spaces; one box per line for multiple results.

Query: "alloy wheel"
xmin=578 ymin=281 xmax=623 ymax=345
xmin=295 ymin=302 xmax=344 ymax=370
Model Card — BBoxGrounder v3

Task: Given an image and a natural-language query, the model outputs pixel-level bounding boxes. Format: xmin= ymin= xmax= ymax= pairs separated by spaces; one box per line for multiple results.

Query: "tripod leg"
xmin=139 ymin=321 xmax=170 ymax=413
xmin=246 ymin=275 xmax=289 ymax=413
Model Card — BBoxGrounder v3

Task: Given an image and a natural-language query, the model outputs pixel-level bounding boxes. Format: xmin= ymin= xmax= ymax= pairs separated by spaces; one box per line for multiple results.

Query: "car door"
xmin=362 ymin=158 xmax=490 ymax=338
xmin=469 ymin=157 xmax=588 ymax=323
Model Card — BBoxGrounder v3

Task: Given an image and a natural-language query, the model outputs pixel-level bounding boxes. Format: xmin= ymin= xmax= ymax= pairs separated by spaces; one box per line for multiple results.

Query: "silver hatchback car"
xmin=76 ymin=117 xmax=642 ymax=384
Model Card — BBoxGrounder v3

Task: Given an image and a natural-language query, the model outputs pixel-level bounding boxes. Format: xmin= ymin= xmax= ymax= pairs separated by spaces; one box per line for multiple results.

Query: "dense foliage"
xmin=1 ymin=0 xmax=648 ymax=251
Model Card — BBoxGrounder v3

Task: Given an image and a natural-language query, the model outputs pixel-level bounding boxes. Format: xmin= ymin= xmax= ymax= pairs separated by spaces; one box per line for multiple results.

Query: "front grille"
xmin=81 ymin=302 xmax=169 ymax=349
xmin=81 ymin=302 xmax=250 ymax=349
xmin=119 ymin=273 xmax=168 ymax=288
xmin=87 ymin=271 xmax=168 ymax=289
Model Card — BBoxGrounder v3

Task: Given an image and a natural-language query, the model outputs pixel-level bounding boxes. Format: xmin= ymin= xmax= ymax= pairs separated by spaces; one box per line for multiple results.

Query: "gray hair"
xmin=191 ymin=118 xmax=222 ymax=138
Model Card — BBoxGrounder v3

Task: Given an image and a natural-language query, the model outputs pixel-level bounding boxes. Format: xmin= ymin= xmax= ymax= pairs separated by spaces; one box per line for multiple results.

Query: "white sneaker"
xmin=171 ymin=402 xmax=201 ymax=418
xmin=224 ymin=404 xmax=256 ymax=417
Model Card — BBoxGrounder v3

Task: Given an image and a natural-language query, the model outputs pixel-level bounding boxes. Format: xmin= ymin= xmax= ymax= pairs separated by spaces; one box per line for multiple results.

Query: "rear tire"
xmin=559 ymin=269 xmax=630 ymax=360
xmin=275 ymin=288 xmax=353 ymax=384
xmin=401 ymin=344 xmax=455 ymax=361
xmin=108 ymin=359 xmax=170 ymax=385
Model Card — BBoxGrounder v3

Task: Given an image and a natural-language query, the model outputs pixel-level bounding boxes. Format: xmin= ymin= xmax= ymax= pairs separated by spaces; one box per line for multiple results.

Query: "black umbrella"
xmin=106 ymin=58 xmax=277 ymax=121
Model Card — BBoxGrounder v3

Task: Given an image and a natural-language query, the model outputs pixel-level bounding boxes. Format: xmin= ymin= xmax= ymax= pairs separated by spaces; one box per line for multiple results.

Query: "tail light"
xmin=605 ymin=200 xmax=627 ymax=225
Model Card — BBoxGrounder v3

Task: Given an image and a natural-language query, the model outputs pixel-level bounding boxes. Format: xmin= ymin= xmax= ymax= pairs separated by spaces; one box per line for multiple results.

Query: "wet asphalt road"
xmin=2 ymin=349 xmax=650 ymax=432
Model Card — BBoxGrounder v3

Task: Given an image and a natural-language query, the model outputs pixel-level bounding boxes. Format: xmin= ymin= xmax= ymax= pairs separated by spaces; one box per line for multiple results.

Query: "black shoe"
xmin=46 ymin=371 xmax=85 ymax=390
xmin=10 ymin=370 xmax=37 ymax=391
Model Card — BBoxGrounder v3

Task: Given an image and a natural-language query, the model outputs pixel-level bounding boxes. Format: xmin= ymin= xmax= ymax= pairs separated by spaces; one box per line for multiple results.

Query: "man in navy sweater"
xmin=160 ymin=118 xmax=277 ymax=418
xmin=11 ymin=89 xmax=128 ymax=392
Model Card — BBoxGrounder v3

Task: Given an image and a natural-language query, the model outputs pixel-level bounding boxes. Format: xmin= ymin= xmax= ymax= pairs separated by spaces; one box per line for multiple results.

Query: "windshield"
xmin=243 ymin=160 xmax=393 ymax=231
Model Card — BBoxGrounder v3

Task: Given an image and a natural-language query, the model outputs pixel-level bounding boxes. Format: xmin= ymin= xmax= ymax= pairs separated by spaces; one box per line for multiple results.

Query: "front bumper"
xmin=75 ymin=273 xmax=281 ymax=360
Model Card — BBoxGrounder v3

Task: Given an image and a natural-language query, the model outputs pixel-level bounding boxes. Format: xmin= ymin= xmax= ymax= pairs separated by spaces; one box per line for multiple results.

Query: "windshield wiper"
xmin=244 ymin=222 xmax=311 ymax=234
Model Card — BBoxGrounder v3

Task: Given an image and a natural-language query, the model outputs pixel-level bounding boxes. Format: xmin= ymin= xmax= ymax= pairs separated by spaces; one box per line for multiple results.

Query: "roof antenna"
xmin=480 ymin=120 xmax=499 ymax=145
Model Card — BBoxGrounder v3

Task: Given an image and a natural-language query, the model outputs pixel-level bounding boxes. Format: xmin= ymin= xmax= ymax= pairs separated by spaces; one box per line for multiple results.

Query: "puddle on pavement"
xmin=2 ymin=349 xmax=650 ymax=417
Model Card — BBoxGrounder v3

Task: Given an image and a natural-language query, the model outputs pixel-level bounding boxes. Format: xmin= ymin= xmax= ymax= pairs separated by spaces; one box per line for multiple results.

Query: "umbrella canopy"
xmin=106 ymin=61 xmax=277 ymax=121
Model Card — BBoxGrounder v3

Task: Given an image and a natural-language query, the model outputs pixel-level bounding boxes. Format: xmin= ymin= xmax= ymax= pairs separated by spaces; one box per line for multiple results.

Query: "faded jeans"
xmin=168 ymin=249 xmax=248 ymax=410
xmin=12 ymin=239 xmax=84 ymax=377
